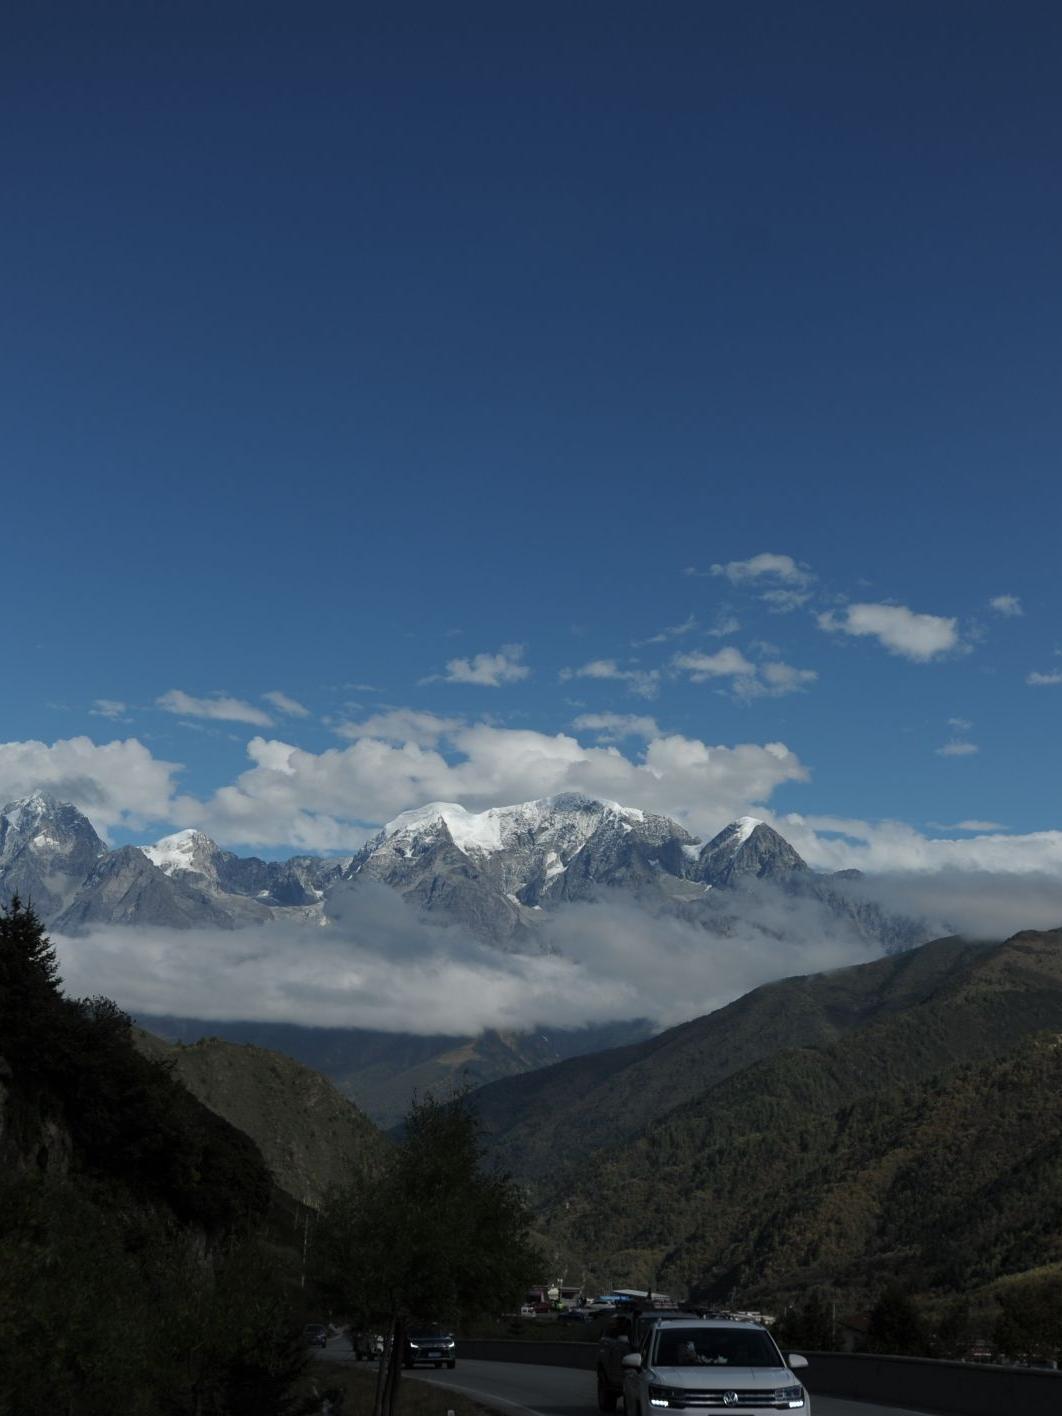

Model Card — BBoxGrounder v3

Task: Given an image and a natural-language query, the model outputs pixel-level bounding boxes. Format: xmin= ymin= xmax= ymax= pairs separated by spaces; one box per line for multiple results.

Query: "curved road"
xmin=418 ymin=1357 xmax=936 ymax=1416
xmin=317 ymin=1341 xmax=936 ymax=1416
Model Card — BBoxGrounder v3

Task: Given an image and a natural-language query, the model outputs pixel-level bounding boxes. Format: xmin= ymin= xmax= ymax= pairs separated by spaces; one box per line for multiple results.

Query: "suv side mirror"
xmin=622 ymin=1352 xmax=642 ymax=1369
xmin=787 ymin=1354 xmax=808 ymax=1370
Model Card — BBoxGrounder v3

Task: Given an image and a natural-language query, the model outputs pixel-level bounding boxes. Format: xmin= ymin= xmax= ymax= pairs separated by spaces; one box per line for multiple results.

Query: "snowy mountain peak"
xmin=0 ymin=792 xmax=107 ymax=855
xmin=697 ymin=816 xmax=808 ymax=887
xmin=376 ymin=794 xmax=650 ymax=859
xmin=142 ymin=829 xmax=223 ymax=881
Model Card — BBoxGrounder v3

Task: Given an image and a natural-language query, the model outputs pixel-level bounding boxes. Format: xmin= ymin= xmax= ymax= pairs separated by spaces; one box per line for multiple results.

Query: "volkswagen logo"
xmin=721 ymin=1396 xmax=739 ymax=1408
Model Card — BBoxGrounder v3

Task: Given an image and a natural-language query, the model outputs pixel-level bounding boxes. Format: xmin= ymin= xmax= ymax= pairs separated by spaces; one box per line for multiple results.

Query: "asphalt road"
xmin=316 ymin=1343 xmax=937 ymax=1416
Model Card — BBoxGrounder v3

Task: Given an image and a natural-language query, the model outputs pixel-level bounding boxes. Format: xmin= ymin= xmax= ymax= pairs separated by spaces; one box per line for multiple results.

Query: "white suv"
xmin=621 ymin=1318 xmax=810 ymax=1414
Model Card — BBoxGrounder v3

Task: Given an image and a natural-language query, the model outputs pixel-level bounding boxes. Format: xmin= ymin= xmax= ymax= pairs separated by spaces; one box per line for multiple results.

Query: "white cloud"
xmin=1027 ymin=670 xmax=1062 ymax=686
xmin=935 ymin=740 xmax=979 ymax=757
xmin=710 ymin=552 xmax=812 ymax=587
xmin=759 ymin=588 xmax=812 ymax=613
xmin=559 ymin=659 xmax=660 ymax=699
xmin=262 ymin=690 xmax=310 ymax=718
xmin=777 ymin=812 xmax=1062 ymax=877
xmin=672 ymin=649 xmax=817 ymax=699
xmin=156 ymin=689 xmax=275 ymax=727
xmin=90 ymin=699 xmax=130 ymax=722
xmin=926 ymin=820 xmax=1006 ymax=832
xmin=571 ymin=713 xmax=660 ymax=742
xmin=634 ymin=615 xmax=697 ymax=646
xmin=334 ymin=709 xmax=464 ymax=746
xmin=817 ymin=603 xmax=959 ymax=662
xmin=989 ymin=594 xmax=1023 ymax=617
xmin=948 ymin=717 xmax=973 ymax=731
xmin=0 ymin=736 xmax=181 ymax=834
xmin=53 ymin=880 xmax=879 ymax=1035
xmin=427 ymin=644 xmax=530 ymax=687
xmin=707 ymin=613 xmax=741 ymax=638
xmin=672 ymin=647 xmax=757 ymax=681
xmin=172 ymin=724 xmax=809 ymax=851
xmin=752 ymin=661 xmax=818 ymax=696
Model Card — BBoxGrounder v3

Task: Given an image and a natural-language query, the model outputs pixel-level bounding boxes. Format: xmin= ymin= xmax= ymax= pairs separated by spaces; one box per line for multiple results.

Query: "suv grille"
xmin=674 ymin=1392 xmax=789 ymax=1408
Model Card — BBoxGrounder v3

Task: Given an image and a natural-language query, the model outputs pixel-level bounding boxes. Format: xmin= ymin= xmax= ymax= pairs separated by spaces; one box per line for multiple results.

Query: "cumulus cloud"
xmin=989 ymin=594 xmax=1023 ymax=617
xmin=170 ymin=725 xmax=808 ymax=851
xmin=936 ymin=740 xmax=979 ymax=757
xmin=672 ymin=649 xmax=817 ymax=699
xmin=426 ymin=644 xmax=530 ymax=687
xmin=672 ymin=647 xmax=756 ymax=681
xmin=1027 ymin=669 xmax=1062 ymax=686
xmin=710 ymin=552 xmax=812 ymax=587
xmin=759 ymin=587 xmax=813 ymax=613
xmin=707 ymin=613 xmax=741 ymax=638
xmin=157 ymin=690 xmax=275 ymax=727
xmin=777 ymin=812 xmax=1062 ymax=877
xmin=262 ymin=690 xmax=310 ymax=718
xmin=817 ymin=603 xmax=959 ymax=661
xmin=926 ymin=820 xmax=1005 ymax=832
xmin=0 ymin=736 xmax=181 ymax=834
xmin=335 ymin=709 xmax=465 ymax=746
xmin=90 ymin=699 xmax=130 ymax=722
xmin=570 ymin=713 xmax=661 ymax=742
xmin=54 ymin=879 xmax=881 ymax=1035
xmin=559 ymin=659 xmax=660 ymax=699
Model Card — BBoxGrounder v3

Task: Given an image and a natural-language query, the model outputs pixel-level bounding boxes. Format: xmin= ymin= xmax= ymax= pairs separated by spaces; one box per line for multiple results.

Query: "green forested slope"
xmin=536 ymin=929 xmax=1062 ymax=1306
xmin=475 ymin=934 xmax=1008 ymax=1185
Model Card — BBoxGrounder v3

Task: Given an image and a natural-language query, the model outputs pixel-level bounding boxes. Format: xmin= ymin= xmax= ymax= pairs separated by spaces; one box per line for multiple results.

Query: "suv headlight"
xmin=648 ymin=1386 xmax=680 ymax=1408
xmin=776 ymin=1386 xmax=805 ymax=1409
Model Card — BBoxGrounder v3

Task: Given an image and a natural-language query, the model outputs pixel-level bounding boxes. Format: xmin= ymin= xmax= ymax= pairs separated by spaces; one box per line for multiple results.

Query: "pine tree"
xmin=0 ymin=897 xmax=62 ymax=1075
xmin=866 ymin=1284 xmax=928 ymax=1356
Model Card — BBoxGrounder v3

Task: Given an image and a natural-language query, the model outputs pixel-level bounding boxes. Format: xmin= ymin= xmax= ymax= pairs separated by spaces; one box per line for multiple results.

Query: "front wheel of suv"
xmin=597 ymin=1370 xmax=618 ymax=1413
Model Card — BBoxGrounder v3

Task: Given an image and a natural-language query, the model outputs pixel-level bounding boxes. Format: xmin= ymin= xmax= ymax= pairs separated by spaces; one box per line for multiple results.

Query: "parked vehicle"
xmin=619 ymin=1318 xmax=809 ymax=1415
xmin=403 ymin=1326 xmax=456 ymax=1369
xmin=597 ymin=1308 xmax=687 ymax=1410
xmin=303 ymin=1323 xmax=328 ymax=1348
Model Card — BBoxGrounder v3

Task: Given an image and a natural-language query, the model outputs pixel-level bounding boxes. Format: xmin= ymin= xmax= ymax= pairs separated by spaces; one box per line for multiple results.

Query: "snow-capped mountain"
xmin=694 ymin=816 xmax=811 ymax=888
xmin=143 ymin=828 xmax=346 ymax=908
xmin=0 ymin=791 xmax=108 ymax=918
xmin=0 ymin=790 xmax=922 ymax=951
xmin=349 ymin=793 xmax=706 ymax=943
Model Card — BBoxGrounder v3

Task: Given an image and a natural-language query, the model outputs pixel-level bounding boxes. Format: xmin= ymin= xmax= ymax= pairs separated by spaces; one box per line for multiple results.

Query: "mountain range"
xmin=0 ymin=789 xmax=926 ymax=1121
xmin=0 ymin=789 xmax=920 ymax=949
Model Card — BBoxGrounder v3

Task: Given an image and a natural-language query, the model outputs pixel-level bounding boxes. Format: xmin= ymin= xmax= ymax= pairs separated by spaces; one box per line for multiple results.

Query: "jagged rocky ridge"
xmin=0 ymin=790 xmax=923 ymax=952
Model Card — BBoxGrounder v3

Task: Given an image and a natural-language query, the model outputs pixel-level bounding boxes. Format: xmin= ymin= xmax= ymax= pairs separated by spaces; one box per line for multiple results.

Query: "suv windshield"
xmin=654 ymin=1328 xmax=780 ymax=1369
xmin=411 ymin=1330 xmax=449 ymax=1340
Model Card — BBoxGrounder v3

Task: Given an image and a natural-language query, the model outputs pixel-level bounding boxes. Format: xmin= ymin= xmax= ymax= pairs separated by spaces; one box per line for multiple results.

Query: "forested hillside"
xmin=527 ymin=929 xmax=1062 ymax=1307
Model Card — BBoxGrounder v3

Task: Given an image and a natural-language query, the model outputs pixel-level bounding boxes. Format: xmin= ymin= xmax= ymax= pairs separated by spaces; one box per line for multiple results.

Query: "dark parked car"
xmin=403 ymin=1326 xmax=456 ymax=1369
xmin=304 ymin=1323 xmax=328 ymax=1348
xmin=558 ymin=1309 xmax=591 ymax=1324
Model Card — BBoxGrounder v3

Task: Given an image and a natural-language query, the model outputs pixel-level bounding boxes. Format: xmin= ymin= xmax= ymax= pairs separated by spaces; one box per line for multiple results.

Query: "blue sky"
xmin=3 ymin=1 xmax=1061 ymax=867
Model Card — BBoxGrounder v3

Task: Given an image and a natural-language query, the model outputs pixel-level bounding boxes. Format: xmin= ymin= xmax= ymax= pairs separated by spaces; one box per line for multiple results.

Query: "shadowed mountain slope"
xmin=531 ymin=928 xmax=1062 ymax=1305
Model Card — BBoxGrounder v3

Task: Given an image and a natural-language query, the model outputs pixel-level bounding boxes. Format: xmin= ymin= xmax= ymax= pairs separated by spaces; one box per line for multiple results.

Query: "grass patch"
xmin=298 ymin=1361 xmax=490 ymax=1416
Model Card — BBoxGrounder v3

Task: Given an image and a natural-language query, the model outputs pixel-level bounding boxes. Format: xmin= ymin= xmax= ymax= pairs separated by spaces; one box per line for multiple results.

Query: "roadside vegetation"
xmin=312 ymin=1090 xmax=541 ymax=1416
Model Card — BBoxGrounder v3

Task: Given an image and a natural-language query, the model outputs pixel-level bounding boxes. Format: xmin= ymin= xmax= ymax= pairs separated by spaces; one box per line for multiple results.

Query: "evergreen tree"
xmin=0 ymin=898 xmax=62 ymax=1075
xmin=993 ymin=1277 xmax=1062 ymax=1363
xmin=866 ymin=1284 xmax=928 ymax=1356
xmin=315 ymin=1091 xmax=541 ymax=1416
xmin=776 ymin=1290 xmax=835 ymax=1351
